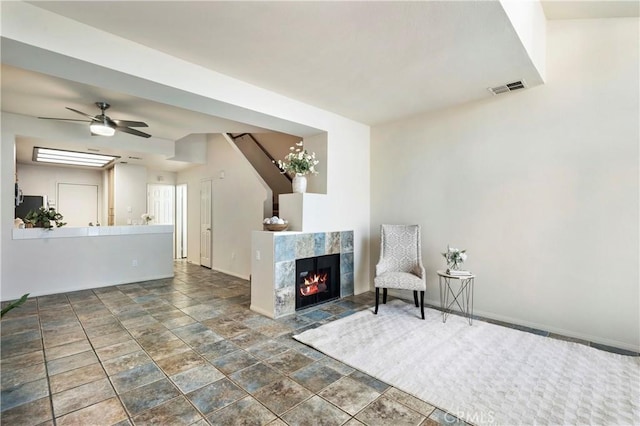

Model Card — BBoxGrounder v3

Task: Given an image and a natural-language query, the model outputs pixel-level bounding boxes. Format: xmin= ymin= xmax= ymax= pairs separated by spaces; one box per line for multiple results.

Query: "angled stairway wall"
xmin=229 ymin=132 xmax=300 ymax=216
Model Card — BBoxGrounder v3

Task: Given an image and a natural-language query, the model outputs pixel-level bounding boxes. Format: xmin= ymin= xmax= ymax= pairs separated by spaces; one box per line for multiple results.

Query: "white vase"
xmin=292 ymin=174 xmax=307 ymax=193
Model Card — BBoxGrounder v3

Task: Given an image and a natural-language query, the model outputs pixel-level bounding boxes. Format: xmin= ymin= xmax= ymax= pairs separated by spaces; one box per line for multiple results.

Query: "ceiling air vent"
xmin=488 ymin=80 xmax=526 ymax=95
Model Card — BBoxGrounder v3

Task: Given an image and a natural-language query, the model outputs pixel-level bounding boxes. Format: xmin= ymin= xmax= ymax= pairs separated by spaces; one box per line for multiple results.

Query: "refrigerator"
xmin=15 ymin=195 xmax=48 ymax=220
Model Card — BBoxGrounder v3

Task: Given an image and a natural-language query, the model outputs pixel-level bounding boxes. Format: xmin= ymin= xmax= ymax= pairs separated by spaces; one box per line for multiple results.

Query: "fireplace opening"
xmin=295 ymin=254 xmax=340 ymax=310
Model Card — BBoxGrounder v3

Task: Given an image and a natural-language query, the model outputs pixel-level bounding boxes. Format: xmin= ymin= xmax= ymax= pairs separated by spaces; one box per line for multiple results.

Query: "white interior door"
xmin=148 ymin=183 xmax=175 ymax=258
xmin=176 ymin=184 xmax=188 ymax=259
xmin=57 ymin=183 xmax=98 ymax=227
xmin=147 ymin=184 xmax=175 ymax=225
xmin=200 ymin=179 xmax=212 ymax=268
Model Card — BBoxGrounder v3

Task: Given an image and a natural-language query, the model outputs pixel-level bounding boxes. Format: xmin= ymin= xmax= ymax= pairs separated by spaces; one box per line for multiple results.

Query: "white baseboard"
xmin=211 ymin=267 xmax=249 ymax=281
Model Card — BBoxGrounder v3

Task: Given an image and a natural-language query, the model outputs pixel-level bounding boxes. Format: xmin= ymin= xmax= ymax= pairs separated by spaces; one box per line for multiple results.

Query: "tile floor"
xmin=1 ymin=261 xmax=467 ymax=426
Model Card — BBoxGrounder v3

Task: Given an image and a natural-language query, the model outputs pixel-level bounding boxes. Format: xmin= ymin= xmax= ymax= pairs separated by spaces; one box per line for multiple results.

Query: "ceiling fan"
xmin=38 ymin=102 xmax=151 ymax=138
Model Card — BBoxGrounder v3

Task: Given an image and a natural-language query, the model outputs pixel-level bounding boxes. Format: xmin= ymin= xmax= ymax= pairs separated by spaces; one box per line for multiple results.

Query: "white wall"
xmin=172 ymin=134 xmax=208 ymax=164
xmin=2 ymin=228 xmax=174 ymax=300
xmin=178 ymin=134 xmax=269 ymax=279
xmin=371 ymin=18 xmax=639 ymax=350
xmin=114 ymin=163 xmax=147 ymax=225
xmin=325 ymin=127 xmax=370 ymax=295
xmin=147 ymin=169 xmax=177 ymax=185
xmin=17 ymin=163 xmax=103 ymax=222
xmin=303 ymin=133 xmax=328 ymax=195
xmin=499 ymin=0 xmax=546 ymax=81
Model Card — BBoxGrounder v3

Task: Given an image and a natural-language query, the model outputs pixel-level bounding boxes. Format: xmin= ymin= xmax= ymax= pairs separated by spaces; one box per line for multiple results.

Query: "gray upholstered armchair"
xmin=374 ymin=224 xmax=426 ymax=319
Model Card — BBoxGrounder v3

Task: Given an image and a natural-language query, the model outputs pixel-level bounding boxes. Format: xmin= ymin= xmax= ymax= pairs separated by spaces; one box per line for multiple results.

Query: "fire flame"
xmin=300 ymin=272 xmax=328 ymax=296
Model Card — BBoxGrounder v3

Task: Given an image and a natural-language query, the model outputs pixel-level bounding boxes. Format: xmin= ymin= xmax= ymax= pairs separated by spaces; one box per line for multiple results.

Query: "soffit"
xmin=541 ymin=1 xmax=640 ymax=20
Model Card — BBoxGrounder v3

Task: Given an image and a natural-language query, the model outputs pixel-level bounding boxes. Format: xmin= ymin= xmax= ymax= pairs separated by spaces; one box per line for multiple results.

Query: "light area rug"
xmin=293 ymin=300 xmax=640 ymax=426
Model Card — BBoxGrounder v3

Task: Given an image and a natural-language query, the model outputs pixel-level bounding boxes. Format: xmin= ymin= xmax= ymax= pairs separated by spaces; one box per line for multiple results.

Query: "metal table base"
xmin=438 ymin=271 xmax=475 ymax=325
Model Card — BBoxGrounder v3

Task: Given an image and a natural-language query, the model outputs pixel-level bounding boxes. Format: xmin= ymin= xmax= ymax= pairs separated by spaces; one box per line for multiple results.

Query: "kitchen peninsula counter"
xmin=3 ymin=225 xmax=174 ymax=300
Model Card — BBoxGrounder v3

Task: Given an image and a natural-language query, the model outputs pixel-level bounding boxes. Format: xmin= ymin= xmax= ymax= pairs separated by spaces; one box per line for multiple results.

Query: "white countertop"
xmin=12 ymin=224 xmax=174 ymax=240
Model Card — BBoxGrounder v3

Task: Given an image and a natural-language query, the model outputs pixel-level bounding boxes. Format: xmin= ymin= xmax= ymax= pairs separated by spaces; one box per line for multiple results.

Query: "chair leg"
xmin=413 ymin=291 xmax=419 ymax=307
xmin=383 ymin=288 xmax=388 ymax=304
xmin=420 ymin=291 xmax=425 ymax=320
xmin=374 ymin=288 xmax=379 ymax=314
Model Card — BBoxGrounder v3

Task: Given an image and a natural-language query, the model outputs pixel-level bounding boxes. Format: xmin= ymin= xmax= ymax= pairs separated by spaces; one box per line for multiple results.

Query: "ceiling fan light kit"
xmin=39 ymin=101 xmax=151 ymax=138
xmin=89 ymin=116 xmax=116 ymax=136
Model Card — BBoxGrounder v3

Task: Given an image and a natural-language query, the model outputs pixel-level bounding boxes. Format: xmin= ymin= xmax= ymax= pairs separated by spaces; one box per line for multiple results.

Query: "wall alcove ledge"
xmin=278 ymin=193 xmax=328 ymax=233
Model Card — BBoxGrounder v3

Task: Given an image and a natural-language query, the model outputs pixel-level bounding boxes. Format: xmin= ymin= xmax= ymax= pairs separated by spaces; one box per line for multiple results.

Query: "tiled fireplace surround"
xmin=251 ymin=230 xmax=354 ymax=318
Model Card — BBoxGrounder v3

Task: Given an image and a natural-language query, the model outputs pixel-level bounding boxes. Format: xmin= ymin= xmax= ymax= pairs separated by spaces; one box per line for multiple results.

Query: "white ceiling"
xmin=4 ymin=1 xmax=638 ymax=171
xmin=26 ymin=1 xmax=544 ymax=125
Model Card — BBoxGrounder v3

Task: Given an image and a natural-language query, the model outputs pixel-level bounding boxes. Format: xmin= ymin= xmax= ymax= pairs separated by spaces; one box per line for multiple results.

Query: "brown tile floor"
xmin=1 ymin=261 xmax=468 ymax=426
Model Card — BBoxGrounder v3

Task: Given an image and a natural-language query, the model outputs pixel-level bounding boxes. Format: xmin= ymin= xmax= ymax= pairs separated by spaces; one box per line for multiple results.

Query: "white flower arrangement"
xmin=276 ymin=142 xmax=319 ymax=176
xmin=442 ymin=245 xmax=467 ymax=270
xmin=141 ymin=213 xmax=154 ymax=224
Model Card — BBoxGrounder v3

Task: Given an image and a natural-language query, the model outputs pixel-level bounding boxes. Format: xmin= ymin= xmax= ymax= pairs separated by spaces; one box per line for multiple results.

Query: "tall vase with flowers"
xmin=275 ymin=142 xmax=319 ymax=193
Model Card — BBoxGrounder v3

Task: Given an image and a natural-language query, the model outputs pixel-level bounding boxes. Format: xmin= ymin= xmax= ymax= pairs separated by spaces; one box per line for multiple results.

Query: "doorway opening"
xmin=200 ymin=179 xmax=212 ymax=268
xmin=176 ymin=183 xmax=188 ymax=259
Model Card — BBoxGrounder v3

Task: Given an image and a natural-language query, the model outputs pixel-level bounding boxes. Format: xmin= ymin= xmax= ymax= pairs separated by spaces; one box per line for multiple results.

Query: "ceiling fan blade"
xmin=38 ymin=117 xmax=91 ymax=122
xmin=65 ymin=107 xmax=99 ymax=121
xmin=118 ymin=127 xmax=151 ymax=138
xmin=113 ymin=119 xmax=148 ymax=128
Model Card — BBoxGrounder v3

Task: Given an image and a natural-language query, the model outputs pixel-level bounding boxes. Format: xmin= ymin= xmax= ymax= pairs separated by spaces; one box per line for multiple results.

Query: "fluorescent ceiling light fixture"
xmin=89 ymin=117 xmax=116 ymax=136
xmin=33 ymin=147 xmax=119 ymax=168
